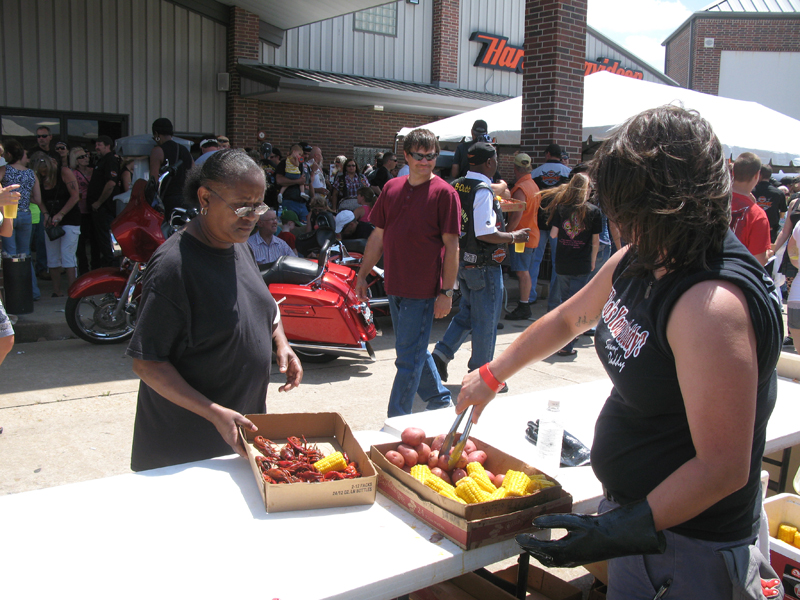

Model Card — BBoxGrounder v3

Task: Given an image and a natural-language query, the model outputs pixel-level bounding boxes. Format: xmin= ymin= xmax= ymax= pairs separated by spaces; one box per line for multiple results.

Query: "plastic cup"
xmin=514 ymin=242 xmax=525 ymax=253
xmin=3 ymin=203 xmax=18 ymax=219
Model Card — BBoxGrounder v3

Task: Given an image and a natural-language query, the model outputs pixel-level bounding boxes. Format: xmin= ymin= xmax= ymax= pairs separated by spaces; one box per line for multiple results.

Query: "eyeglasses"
xmin=409 ymin=152 xmax=438 ymax=162
xmin=205 ymin=186 xmax=268 ymax=218
xmin=346 ymin=163 xmax=357 ymax=168
xmin=37 ymin=134 xmax=51 ymax=138
xmin=77 ymin=154 xmax=88 ymax=160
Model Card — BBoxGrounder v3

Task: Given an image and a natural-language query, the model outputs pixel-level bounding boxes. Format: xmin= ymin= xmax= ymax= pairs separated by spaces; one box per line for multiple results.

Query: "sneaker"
xmin=784 ymin=336 xmax=794 ymax=346
xmin=505 ymin=302 xmax=531 ymax=321
xmin=277 ymin=193 xmax=283 ymax=205
xmin=432 ymin=353 xmax=448 ymax=382
xmin=300 ymin=192 xmax=310 ymax=200
xmin=498 ymin=383 xmax=509 ymax=394
xmin=425 ymin=399 xmax=453 ymax=411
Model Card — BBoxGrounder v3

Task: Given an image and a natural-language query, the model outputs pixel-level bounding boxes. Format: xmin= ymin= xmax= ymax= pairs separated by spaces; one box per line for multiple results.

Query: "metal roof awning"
xmin=236 ymin=60 xmax=512 ymax=117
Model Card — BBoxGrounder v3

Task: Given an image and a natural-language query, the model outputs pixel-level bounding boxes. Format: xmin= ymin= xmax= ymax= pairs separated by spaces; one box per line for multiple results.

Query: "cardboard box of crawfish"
xmin=239 ymin=412 xmax=377 ymax=513
xmin=370 ymin=429 xmax=571 ymax=549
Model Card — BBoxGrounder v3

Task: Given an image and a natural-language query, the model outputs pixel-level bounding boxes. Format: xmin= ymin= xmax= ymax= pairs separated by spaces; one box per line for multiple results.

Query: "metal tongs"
xmin=440 ymin=406 xmax=476 ymax=470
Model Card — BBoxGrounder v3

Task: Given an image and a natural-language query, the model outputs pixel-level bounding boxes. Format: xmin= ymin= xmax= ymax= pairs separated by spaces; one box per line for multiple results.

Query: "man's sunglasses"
xmin=409 ymin=152 xmax=438 ymax=161
xmin=37 ymin=134 xmax=51 ymax=138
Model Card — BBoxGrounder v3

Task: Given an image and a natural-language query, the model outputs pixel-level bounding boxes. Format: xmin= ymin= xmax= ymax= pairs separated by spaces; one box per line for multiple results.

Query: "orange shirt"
xmin=510 ymin=173 xmax=541 ymax=248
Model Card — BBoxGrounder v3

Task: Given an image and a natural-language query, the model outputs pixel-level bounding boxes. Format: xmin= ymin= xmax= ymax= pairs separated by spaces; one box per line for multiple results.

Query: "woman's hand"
xmin=272 ymin=321 xmax=303 ymax=392
xmin=456 ymin=368 xmax=496 ymax=424
xmin=208 ymin=404 xmax=257 ymax=458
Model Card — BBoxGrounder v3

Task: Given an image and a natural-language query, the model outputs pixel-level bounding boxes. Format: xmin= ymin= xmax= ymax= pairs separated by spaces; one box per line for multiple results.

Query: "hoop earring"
xmin=201 ymin=207 xmax=208 ymax=216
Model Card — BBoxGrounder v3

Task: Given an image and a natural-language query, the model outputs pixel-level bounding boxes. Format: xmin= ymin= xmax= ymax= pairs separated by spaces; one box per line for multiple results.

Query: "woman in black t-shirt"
xmin=544 ymin=173 xmax=601 ymax=356
xmin=127 ymin=149 xmax=302 ymax=472
xmin=149 ymin=117 xmax=194 ymax=216
xmin=455 ymin=106 xmax=783 ymax=598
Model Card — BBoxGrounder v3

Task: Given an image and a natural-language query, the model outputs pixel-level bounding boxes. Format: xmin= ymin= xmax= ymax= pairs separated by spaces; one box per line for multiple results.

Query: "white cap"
xmin=335 ymin=210 xmax=355 ymax=233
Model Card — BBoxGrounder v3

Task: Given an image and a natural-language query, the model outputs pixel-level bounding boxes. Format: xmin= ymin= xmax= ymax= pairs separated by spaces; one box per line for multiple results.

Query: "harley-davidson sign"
xmin=471 ymin=31 xmax=645 ymax=80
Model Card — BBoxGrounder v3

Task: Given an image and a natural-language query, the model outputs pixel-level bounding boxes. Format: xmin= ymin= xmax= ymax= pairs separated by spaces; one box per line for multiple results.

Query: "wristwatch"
xmin=439 ymin=288 xmax=454 ymax=298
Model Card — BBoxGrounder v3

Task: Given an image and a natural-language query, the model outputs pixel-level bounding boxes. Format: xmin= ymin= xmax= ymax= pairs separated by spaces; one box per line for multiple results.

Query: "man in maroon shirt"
xmin=730 ymin=152 xmax=771 ymax=266
xmin=356 ymin=128 xmax=461 ymax=417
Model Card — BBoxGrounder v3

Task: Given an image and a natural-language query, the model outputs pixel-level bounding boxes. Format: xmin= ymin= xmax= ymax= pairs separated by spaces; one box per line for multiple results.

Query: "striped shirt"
xmin=247 ymin=232 xmax=295 ymax=264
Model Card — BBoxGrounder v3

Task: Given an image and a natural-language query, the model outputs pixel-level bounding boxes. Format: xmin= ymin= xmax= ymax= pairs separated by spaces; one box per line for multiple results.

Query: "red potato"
xmin=384 ymin=450 xmax=405 ymax=469
xmin=494 ymin=473 xmax=506 ymax=487
xmin=427 ymin=450 xmax=440 ymax=469
xmin=467 ymin=450 xmax=488 ymax=465
xmin=431 ymin=467 xmax=452 ymax=485
xmin=396 ymin=443 xmax=419 ymax=467
xmin=431 ymin=434 xmax=446 ymax=452
xmin=437 ymin=452 xmax=451 ymax=472
xmin=415 ymin=442 xmax=431 ymax=465
xmin=464 ymin=439 xmax=477 ymax=454
xmin=401 ymin=427 xmax=426 ymax=447
xmin=484 ymin=470 xmax=496 ymax=484
xmin=402 ymin=465 xmax=412 ymax=473
xmin=451 ymin=468 xmax=467 ymax=484
xmin=455 ymin=452 xmax=469 ymax=470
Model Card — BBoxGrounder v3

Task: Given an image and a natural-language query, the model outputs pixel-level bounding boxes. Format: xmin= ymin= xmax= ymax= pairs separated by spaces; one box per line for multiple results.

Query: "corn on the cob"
xmin=410 ymin=464 xmax=431 ymax=484
xmin=455 ymin=476 xmax=492 ymax=504
xmin=313 ymin=451 xmax=347 ymax=474
xmin=424 ymin=474 xmax=465 ymax=503
xmin=502 ymin=470 xmax=530 ymax=497
xmin=466 ymin=462 xmax=497 ymax=493
xmin=489 ymin=487 xmax=508 ymax=500
xmin=778 ymin=524 xmax=798 ymax=544
xmin=527 ymin=473 xmax=556 ymax=492
xmin=795 ymin=531 xmax=800 ymax=548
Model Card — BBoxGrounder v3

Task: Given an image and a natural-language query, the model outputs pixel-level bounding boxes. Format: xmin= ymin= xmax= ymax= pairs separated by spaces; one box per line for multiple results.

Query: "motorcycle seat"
xmin=342 ymin=238 xmax=367 ymax=254
xmin=260 ymin=255 xmax=321 ymax=286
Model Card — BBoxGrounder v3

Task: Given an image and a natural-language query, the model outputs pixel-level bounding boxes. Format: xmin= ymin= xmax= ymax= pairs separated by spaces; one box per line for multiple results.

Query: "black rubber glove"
xmin=525 ymin=420 xmax=591 ymax=467
xmin=516 ymin=499 xmax=666 ymax=568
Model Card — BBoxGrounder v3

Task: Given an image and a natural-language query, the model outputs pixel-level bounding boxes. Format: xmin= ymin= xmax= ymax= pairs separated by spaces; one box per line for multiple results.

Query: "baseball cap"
xmin=472 ymin=120 xmax=488 ymax=134
xmin=200 ymin=138 xmax=219 ymax=149
xmin=514 ymin=153 xmax=532 ymax=167
xmin=300 ymin=142 xmax=312 ymax=153
xmin=280 ymin=209 xmax=303 ymax=226
xmin=545 ymin=143 xmax=563 ymax=157
xmin=467 ymin=142 xmax=496 ymax=166
xmin=335 ymin=210 xmax=355 ymax=233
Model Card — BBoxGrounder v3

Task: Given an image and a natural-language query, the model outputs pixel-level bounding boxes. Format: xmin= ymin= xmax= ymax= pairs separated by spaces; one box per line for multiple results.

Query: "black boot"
xmin=505 ymin=302 xmax=531 ymax=321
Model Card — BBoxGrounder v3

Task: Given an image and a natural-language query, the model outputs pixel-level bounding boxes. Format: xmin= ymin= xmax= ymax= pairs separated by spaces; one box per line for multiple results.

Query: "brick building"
xmin=664 ymin=0 xmax=800 ymax=121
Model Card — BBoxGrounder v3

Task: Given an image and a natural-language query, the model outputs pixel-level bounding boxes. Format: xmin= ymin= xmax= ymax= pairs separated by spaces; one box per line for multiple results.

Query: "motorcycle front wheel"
xmin=66 ymin=294 xmax=136 ymax=345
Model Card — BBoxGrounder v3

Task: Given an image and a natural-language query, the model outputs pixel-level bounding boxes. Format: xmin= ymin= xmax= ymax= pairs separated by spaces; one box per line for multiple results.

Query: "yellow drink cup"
xmin=3 ymin=203 xmax=18 ymax=219
xmin=514 ymin=242 xmax=526 ymax=253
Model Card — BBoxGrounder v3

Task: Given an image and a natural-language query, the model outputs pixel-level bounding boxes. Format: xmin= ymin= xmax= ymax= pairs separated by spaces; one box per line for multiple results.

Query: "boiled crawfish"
xmin=251 ymin=436 xmax=360 ymax=484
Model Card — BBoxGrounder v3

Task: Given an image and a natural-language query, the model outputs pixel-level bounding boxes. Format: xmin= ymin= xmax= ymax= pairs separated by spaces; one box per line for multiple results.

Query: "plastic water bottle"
xmin=537 ymin=399 xmax=563 ymax=475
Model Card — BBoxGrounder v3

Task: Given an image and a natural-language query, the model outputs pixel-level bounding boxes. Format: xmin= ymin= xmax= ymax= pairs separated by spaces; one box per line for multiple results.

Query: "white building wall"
xmin=0 ymin=0 xmax=227 ymax=136
xmin=719 ymin=51 xmax=800 ymax=121
xmin=260 ymin=1 xmax=433 ymax=84
xmin=457 ymin=0 xmax=525 ymax=97
xmin=585 ymin=35 xmax=670 ymax=85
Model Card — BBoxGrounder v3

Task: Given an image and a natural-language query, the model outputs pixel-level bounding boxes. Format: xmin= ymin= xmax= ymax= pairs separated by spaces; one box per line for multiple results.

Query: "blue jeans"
xmin=281 ymin=199 xmax=309 ymax=223
xmin=590 ymin=243 xmax=612 ymax=279
xmin=31 ymin=221 xmax=47 ymax=274
xmin=1 ymin=209 xmax=32 ymax=256
xmin=387 ymin=295 xmax=450 ymax=418
xmin=529 ymin=231 xmax=560 ymax=309
xmin=555 ymin=272 xmax=590 ymax=352
xmin=434 ymin=264 xmax=503 ymax=373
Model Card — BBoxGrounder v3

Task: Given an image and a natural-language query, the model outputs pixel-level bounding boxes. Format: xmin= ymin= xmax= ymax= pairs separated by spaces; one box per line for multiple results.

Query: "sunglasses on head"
xmin=409 ymin=152 xmax=438 ymax=161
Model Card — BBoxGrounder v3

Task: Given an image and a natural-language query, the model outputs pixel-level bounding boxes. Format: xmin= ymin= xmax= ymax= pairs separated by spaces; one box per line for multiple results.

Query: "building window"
xmin=354 ymin=4 xmax=397 ymax=36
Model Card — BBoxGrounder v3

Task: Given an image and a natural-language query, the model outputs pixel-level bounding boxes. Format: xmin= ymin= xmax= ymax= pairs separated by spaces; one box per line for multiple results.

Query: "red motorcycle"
xmin=66 ymin=179 xmax=377 ymax=364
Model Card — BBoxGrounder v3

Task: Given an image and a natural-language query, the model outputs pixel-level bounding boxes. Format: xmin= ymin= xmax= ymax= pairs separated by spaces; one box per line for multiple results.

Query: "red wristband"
xmin=479 ymin=363 xmax=505 ymax=393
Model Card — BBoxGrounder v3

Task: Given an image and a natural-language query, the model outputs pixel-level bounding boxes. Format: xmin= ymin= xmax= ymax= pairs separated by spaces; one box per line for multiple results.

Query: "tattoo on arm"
xmin=574 ymin=311 xmax=602 ymax=328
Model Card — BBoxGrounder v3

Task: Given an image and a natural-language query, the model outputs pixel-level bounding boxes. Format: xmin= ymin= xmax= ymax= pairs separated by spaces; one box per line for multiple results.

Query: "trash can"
xmin=2 ymin=255 xmax=34 ymax=314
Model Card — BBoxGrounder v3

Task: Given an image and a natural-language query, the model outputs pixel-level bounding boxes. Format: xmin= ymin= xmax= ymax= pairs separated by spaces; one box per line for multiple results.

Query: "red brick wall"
xmin=665 ymin=24 xmax=692 ymax=88
xmin=676 ymin=16 xmax=800 ymax=95
xmin=227 ymin=7 xmax=261 ymax=149
xmin=252 ymin=103 xmax=432 ymax=164
xmin=432 ymin=0 xmax=460 ymax=85
xmin=520 ymin=0 xmax=587 ymax=162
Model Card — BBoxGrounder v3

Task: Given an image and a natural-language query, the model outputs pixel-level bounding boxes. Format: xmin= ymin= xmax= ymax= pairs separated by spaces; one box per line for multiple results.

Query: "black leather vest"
xmin=453 ymin=177 xmax=506 ymax=266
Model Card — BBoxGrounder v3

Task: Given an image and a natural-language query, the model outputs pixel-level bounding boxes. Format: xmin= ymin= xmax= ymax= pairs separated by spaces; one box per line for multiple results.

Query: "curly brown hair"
xmin=591 ymin=105 xmax=731 ymax=277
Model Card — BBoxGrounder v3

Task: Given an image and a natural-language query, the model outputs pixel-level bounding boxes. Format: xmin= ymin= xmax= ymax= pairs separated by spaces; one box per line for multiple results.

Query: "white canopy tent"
xmin=398 ymin=71 xmax=800 ymax=166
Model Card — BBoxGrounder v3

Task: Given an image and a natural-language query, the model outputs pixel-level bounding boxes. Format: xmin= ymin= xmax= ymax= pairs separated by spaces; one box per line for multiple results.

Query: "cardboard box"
xmin=491 ymin=564 xmax=583 ymax=600
xmin=764 ymin=493 xmax=800 ymax=599
xmin=240 ymin=412 xmax=377 ymax=513
xmin=410 ymin=571 xmax=519 ymax=600
xmin=371 ymin=437 xmax=572 ymax=550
